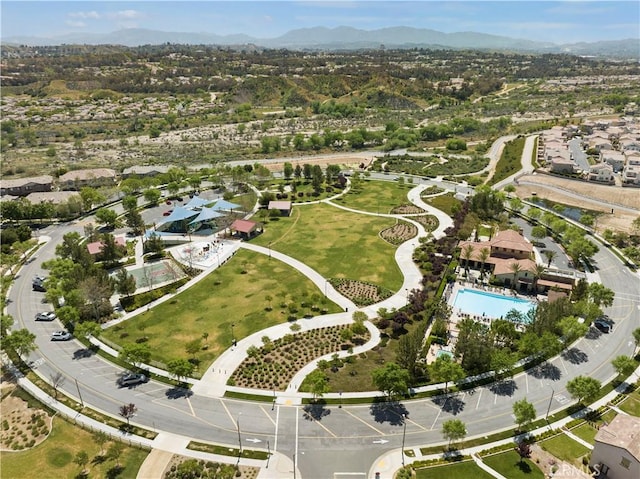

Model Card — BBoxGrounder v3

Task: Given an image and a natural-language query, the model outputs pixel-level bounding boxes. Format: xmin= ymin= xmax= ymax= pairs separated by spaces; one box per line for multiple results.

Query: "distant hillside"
xmin=3 ymin=26 xmax=638 ymax=59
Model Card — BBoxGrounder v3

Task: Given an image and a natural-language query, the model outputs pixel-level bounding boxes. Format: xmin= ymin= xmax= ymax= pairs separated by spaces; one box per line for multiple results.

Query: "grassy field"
xmin=488 ymin=136 xmax=526 ymax=186
xmin=540 ymin=433 xmax=590 ymax=467
xmin=333 ymin=178 xmax=414 ymax=213
xmin=1 ymin=418 xmax=148 ymax=479
xmin=422 ymin=192 xmax=462 ymax=216
xmin=482 ymin=450 xmax=544 ymax=479
xmin=252 ymin=202 xmax=403 ymax=291
xmin=619 ymin=393 xmax=640 ymax=416
xmin=571 ymin=422 xmax=599 ymax=444
xmin=415 ymin=459 xmax=494 ymax=479
xmin=102 ymin=248 xmax=342 ymax=367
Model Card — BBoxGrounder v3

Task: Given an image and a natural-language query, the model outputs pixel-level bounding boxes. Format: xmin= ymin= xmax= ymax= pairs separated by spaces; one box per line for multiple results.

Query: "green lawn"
xmin=102 ymin=248 xmax=342 ymax=367
xmin=415 ymin=460 xmax=494 ymax=479
xmin=540 ymin=433 xmax=590 ymax=467
xmin=482 ymin=450 xmax=544 ymax=479
xmin=618 ymin=393 xmax=640 ymax=417
xmin=422 ymin=192 xmax=462 ymax=216
xmin=252 ymin=202 xmax=403 ymax=291
xmin=571 ymin=423 xmax=598 ymax=444
xmin=1 ymin=418 xmax=148 ymax=479
xmin=334 ymin=178 xmax=414 ymax=214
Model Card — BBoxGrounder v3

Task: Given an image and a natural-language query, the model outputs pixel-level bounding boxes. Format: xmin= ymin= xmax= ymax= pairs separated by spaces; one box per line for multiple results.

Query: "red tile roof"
xmin=231 ymin=219 xmax=258 ymax=234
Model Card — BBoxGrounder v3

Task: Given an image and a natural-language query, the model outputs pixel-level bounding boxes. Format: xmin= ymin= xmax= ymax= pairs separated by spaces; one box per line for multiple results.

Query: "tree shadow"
xmin=165 ymin=386 xmax=193 ymax=399
xmin=303 ymin=402 xmax=331 ymax=422
xmin=526 ymin=362 xmax=561 ymax=381
xmin=489 ymin=379 xmax=517 ymax=397
xmin=585 ymin=328 xmax=602 ymax=340
xmin=106 ymin=465 xmax=124 ymax=479
xmin=91 ymin=454 xmax=107 ymax=465
xmin=561 ymin=347 xmax=588 ymax=364
xmin=369 ymin=400 xmax=408 ymax=425
xmin=516 ymin=460 xmax=532 ymax=473
xmin=431 ymin=394 xmax=466 ymax=415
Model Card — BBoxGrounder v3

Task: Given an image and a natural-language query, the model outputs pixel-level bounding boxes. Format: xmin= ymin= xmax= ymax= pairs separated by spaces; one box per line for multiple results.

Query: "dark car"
xmin=35 ymin=311 xmax=56 ymax=321
xmin=32 ymin=276 xmax=46 ymax=292
xmin=592 ymin=319 xmax=612 ymax=333
xmin=163 ymin=209 xmax=173 ymax=216
xmin=118 ymin=373 xmax=148 ymax=387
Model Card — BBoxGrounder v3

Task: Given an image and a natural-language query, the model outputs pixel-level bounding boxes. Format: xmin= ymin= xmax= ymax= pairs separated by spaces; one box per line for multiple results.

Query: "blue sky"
xmin=2 ymin=1 xmax=639 ymax=44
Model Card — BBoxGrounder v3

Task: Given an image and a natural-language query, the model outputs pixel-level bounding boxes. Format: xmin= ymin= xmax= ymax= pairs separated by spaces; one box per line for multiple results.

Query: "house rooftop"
xmin=594 ymin=414 xmax=640 ymax=462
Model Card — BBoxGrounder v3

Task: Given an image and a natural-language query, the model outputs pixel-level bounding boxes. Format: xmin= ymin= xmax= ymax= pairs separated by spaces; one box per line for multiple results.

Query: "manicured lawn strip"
xmin=188 ymin=441 xmax=268 ymax=460
xmin=415 ymin=459 xmax=495 ymax=479
xmin=618 ymin=393 xmax=640 ymax=416
xmin=539 ymin=433 xmax=590 ymax=466
xmin=482 ymin=450 xmax=544 ymax=479
xmin=252 ymin=203 xmax=403 ymax=291
xmin=1 ymin=417 xmax=148 ymax=479
xmin=570 ymin=423 xmax=598 ymax=444
xmin=102 ymin=249 xmax=342 ymax=368
xmin=334 ymin=178 xmax=414 ymax=213
xmin=488 ymin=136 xmax=526 ymax=185
xmin=422 ymin=193 xmax=462 ymax=216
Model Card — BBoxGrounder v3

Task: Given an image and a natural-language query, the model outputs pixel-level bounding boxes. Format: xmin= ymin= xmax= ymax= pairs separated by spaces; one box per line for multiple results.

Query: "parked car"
xmin=32 ymin=276 xmax=46 ymax=292
xmin=163 ymin=210 xmax=173 ymax=216
xmin=35 ymin=311 xmax=56 ymax=321
xmin=592 ymin=319 xmax=612 ymax=333
xmin=165 ymin=200 xmax=172 ymax=205
xmin=117 ymin=373 xmax=148 ymax=387
xmin=51 ymin=330 xmax=72 ymax=341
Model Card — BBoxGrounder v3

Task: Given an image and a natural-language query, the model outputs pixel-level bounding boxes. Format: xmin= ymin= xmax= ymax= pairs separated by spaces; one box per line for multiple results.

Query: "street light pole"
xmin=231 ymin=323 xmax=235 ymax=346
xmin=237 ymin=413 xmax=242 ymax=454
xmin=545 ymin=388 xmax=555 ymax=422
xmin=401 ymin=414 xmax=407 ymax=467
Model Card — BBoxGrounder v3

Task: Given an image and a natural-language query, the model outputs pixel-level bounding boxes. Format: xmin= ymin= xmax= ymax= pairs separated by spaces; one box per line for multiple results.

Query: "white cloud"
xmin=111 ymin=10 xmax=144 ymax=20
xmin=68 ymin=11 xmax=101 ymax=20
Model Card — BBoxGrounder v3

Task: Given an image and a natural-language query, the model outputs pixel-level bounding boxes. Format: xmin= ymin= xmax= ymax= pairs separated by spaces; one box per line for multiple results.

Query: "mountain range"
xmin=3 ymin=26 xmax=638 ymax=59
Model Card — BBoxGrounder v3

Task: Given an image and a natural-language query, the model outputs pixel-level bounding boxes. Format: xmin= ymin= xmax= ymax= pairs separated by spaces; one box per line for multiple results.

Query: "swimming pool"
xmin=452 ymin=288 xmax=536 ymax=320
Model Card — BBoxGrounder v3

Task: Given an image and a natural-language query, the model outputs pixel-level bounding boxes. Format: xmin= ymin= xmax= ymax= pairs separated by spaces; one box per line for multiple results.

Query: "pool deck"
xmin=428 ymin=279 xmax=544 ymax=364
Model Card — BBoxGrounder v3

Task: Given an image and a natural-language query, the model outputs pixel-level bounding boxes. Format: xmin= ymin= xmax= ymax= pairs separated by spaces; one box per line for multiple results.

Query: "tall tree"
xmin=371 ymin=362 xmax=410 ymax=400
xmin=611 ymin=355 xmax=636 ymax=376
xmin=5 ymin=329 xmax=36 ymax=357
xmin=119 ymin=403 xmax=137 ymax=430
xmin=513 ymin=399 xmax=536 ymax=431
xmin=566 ymin=375 xmax=601 ymax=405
xmin=587 ymin=283 xmax=615 ymax=308
xmin=430 ymin=355 xmax=465 ymax=393
xmin=542 ymin=249 xmax=557 ymax=268
xmin=441 ymin=419 xmax=466 ymax=449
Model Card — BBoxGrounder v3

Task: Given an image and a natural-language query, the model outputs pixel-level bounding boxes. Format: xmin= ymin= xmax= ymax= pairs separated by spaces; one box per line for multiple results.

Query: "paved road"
xmin=568 ymin=137 xmax=589 ymax=172
xmin=6 ymin=146 xmax=640 ymax=479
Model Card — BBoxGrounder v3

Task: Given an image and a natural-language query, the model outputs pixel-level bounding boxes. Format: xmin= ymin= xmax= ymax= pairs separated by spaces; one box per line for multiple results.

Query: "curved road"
xmin=6 ymin=147 xmax=640 ymax=479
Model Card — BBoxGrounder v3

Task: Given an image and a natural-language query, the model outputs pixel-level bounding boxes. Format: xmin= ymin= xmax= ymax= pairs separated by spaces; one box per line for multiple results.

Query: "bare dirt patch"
xmin=0 ymin=382 xmax=53 ymax=451
xmin=380 ymin=222 xmax=418 ymax=245
xmin=516 ymin=174 xmax=639 ymax=234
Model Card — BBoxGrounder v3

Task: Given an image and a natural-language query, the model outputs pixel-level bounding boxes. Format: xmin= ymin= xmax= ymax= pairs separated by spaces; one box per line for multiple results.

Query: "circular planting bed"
xmin=329 ymin=278 xmax=393 ymax=306
xmin=0 ymin=384 xmax=52 ymax=451
xmin=380 ymin=222 xmax=418 ymax=245
xmin=229 ymin=325 xmax=370 ymax=390
xmin=390 ymin=204 xmax=425 ymax=214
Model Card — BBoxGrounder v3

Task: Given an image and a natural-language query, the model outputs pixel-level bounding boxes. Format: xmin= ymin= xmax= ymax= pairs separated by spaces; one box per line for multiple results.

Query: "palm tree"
xmin=543 ymin=250 xmax=557 ymax=268
xmin=532 ymin=264 xmax=546 ymax=293
xmin=479 ymin=247 xmax=491 ymax=280
xmin=509 ymin=262 xmax=522 ymax=290
xmin=461 ymin=244 xmax=475 ymax=276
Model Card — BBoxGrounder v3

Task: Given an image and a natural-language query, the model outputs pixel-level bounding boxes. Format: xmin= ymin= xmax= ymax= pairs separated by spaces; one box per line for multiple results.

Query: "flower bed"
xmin=329 ymin=278 xmax=394 ymax=306
xmin=380 ymin=222 xmax=418 ymax=244
xmin=229 ymin=325 xmax=371 ymax=390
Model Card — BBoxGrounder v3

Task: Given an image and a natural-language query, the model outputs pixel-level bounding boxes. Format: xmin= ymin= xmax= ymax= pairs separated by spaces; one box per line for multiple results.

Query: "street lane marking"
xmin=186 ymin=397 xmax=195 ymax=416
xmin=310 ymin=416 xmax=337 ymax=437
xmin=259 ymin=405 xmax=277 ymax=426
xmin=342 ymin=409 xmax=386 ymax=435
xmin=405 ymin=416 xmax=428 ymax=432
xmin=475 ymin=389 xmax=483 ymax=410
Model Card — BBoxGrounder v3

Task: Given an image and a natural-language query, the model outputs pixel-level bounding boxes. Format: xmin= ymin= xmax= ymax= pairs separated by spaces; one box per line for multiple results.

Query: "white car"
xmin=35 ymin=311 xmax=56 ymax=321
xmin=51 ymin=331 xmax=72 ymax=341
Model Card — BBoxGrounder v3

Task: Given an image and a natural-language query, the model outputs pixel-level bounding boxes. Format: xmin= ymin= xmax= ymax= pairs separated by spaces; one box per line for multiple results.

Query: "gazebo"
xmin=230 ymin=219 xmax=262 ymax=239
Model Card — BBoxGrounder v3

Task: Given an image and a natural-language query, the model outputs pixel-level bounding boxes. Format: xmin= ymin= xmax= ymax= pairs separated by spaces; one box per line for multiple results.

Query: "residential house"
xmin=59 ymin=168 xmax=117 ymax=190
xmin=0 ymin=175 xmax=53 ymax=197
xmin=588 ymin=163 xmax=615 ymax=184
xmin=600 ymin=151 xmax=625 ymax=172
xmin=550 ymin=156 xmax=575 ymax=174
xmin=26 ymin=191 xmax=80 ymax=205
xmin=590 ymin=414 xmax=640 ymax=479
xmin=589 ymin=137 xmax=613 ymax=152
xmin=122 ymin=165 xmax=171 ymax=179
xmin=622 ymin=165 xmax=640 ymax=186
xmin=620 ymin=138 xmax=640 ymax=152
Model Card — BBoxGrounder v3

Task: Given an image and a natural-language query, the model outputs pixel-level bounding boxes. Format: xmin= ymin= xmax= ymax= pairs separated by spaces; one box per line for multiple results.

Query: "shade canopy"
xmin=189 ymin=207 xmax=224 ymax=225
